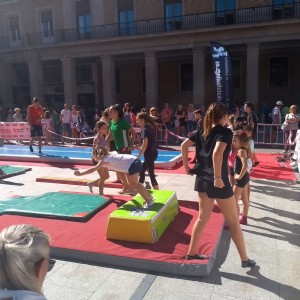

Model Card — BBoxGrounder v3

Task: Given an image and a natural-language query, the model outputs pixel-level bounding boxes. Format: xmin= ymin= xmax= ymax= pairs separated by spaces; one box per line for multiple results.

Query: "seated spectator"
xmin=0 ymin=224 xmax=54 ymax=299
xmin=149 ymin=107 xmax=162 ymax=125
xmin=13 ymin=108 xmax=23 ymax=122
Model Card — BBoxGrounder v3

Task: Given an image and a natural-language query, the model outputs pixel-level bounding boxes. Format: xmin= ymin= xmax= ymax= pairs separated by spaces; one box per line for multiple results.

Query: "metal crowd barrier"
xmin=155 ymin=123 xmax=168 ymax=147
xmin=255 ymin=123 xmax=285 ymax=147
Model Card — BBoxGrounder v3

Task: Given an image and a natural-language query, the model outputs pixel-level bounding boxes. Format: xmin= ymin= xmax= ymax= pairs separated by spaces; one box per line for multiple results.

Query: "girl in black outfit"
xmin=232 ymin=130 xmax=250 ymax=225
xmin=175 ymin=104 xmax=186 ymax=140
xmin=181 ymin=102 xmax=255 ymax=268
xmin=137 ymin=112 xmax=159 ymax=190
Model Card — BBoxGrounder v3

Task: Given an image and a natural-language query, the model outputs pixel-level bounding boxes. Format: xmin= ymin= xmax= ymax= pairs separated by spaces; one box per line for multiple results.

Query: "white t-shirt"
xmin=61 ymin=109 xmax=71 ymax=124
xmin=0 ymin=289 xmax=47 ymax=300
xmin=102 ymin=151 xmax=136 ymax=173
xmin=186 ymin=111 xmax=195 ymax=121
xmin=272 ymin=107 xmax=282 ymax=124
xmin=285 ymin=113 xmax=299 ymax=131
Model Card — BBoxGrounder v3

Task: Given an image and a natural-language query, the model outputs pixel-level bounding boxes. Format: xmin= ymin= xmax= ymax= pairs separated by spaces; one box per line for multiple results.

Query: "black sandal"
xmin=186 ymin=254 xmax=210 ymax=260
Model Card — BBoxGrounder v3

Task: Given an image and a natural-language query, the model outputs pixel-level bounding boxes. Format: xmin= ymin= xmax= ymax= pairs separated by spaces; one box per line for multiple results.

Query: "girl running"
xmin=232 ymin=130 xmax=250 ymax=225
xmin=136 ymin=112 xmax=159 ymax=190
xmin=75 ymin=147 xmax=155 ymax=208
xmin=87 ymin=121 xmax=110 ymax=195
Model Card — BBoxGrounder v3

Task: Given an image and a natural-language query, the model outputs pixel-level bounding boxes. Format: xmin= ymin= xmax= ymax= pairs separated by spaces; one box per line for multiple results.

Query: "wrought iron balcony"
xmin=0 ymin=3 xmax=299 ymax=50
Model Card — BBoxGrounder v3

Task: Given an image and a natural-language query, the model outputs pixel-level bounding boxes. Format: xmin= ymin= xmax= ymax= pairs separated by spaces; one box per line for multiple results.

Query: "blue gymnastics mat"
xmin=0 ymin=145 xmax=182 ymax=168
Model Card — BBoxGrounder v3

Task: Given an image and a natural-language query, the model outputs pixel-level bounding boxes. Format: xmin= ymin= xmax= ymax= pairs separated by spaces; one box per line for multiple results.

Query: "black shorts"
xmin=128 ymin=159 xmax=142 ymax=175
xmin=229 ymin=167 xmax=234 ymax=176
xmin=30 ymin=125 xmax=43 ymax=137
xmin=235 ymin=173 xmax=250 ymax=188
xmin=194 ymin=177 xmax=233 ymax=199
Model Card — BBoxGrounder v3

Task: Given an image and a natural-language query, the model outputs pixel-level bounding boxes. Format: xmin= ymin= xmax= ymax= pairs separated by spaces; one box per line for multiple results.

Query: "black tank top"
xmin=234 ymin=147 xmax=248 ymax=174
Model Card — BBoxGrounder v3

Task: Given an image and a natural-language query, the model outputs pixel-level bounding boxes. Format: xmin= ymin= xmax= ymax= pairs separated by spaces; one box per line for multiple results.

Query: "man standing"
xmin=60 ymin=103 xmax=72 ymax=144
xmin=271 ymin=101 xmax=284 ymax=143
xmin=27 ymin=97 xmax=43 ymax=154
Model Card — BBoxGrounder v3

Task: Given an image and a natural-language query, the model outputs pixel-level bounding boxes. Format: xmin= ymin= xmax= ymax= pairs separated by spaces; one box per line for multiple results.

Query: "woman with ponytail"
xmin=181 ymin=102 xmax=255 ymax=268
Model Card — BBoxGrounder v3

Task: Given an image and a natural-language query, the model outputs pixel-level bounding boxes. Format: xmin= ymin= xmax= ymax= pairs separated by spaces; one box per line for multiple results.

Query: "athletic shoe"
xmin=241 ymin=259 xmax=256 ymax=268
xmin=29 ymin=145 xmax=33 ymax=152
xmin=143 ymin=196 xmax=155 ymax=209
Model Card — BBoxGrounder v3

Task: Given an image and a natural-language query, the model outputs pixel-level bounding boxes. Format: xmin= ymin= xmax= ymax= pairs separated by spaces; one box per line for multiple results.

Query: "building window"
xmin=269 ymin=57 xmax=289 ymax=88
xmin=43 ymin=62 xmax=63 ymax=85
xmin=76 ymin=0 xmax=91 ymax=39
xmin=118 ymin=0 xmax=134 ymax=36
xmin=216 ymin=0 xmax=235 ymax=25
xmin=115 ymin=68 xmax=121 ymax=94
xmin=8 ymin=15 xmax=21 ymax=46
xmin=165 ymin=0 xmax=182 ymax=31
xmin=273 ymin=0 xmax=294 ymax=19
xmin=232 ymin=60 xmax=241 ymax=89
xmin=180 ymin=63 xmax=193 ymax=91
xmin=12 ymin=63 xmax=29 ymax=85
xmin=76 ymin=65 xmax=92 ymax=83
xmin=41 ymin=10 xmax=54 ymax=43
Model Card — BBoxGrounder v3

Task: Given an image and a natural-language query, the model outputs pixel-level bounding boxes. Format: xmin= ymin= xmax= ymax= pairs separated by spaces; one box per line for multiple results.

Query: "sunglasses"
xmin=47 ymin=258 xmax=56 ymax=272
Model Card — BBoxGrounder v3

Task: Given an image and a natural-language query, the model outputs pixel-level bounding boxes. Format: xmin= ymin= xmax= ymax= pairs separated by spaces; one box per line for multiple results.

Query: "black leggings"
xmin=139 ymin=152 xmax=158 ymax=187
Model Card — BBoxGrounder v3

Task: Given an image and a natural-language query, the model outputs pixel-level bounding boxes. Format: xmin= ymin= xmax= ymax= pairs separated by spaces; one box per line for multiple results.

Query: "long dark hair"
xmin=94 ymin=120 xmax=107 ymax=133
xmin=136 ymin=112 xmax=156 ymax=128
xmin=110 ymin=104 xmax=124 ymax=119
xmin=203 ymin=102 xmax=228 ymax=139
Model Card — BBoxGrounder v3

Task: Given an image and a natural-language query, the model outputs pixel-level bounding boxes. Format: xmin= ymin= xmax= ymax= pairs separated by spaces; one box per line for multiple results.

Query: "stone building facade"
xmin=0 ymin=0 xmax=299 ymax=112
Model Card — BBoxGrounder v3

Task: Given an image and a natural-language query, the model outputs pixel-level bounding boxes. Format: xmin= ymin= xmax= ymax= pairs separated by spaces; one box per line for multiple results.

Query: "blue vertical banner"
xmin=210 ymin=42 xmax=232 ymax=110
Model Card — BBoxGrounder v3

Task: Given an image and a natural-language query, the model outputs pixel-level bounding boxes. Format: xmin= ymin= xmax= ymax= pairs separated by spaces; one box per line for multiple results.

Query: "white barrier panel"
xmin=0 ymin=122 xmax=30 ymax=139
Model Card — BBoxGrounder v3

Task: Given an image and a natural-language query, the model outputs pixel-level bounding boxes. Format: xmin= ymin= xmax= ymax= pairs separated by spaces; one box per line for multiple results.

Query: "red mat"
xmin=156 ymin=152 xmax=297 ymax=181
xmin=0 ymin=195 xmax=224 ymax=267
xmin=250 ymin=153 xmax=297 ymax=181
xmin=36 ymin=177 xmax=123 ymax=188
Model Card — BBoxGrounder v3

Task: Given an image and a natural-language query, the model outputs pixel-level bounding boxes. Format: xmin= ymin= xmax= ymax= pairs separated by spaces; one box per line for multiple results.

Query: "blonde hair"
xmin=290 ymin=105 xmax=297 ymax=113
xmin=93 ymin=146 xmax=109 ymax=159
xmin=0 ymin=224 xmax=50 ymax=293
xmin=203 ymin=102 xmax=228 ymax=139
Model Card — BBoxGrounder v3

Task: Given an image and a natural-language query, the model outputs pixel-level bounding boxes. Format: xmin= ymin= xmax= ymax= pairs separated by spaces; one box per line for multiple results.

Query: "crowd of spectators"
xmin=1 ymin=100 xmax=299 ymax=147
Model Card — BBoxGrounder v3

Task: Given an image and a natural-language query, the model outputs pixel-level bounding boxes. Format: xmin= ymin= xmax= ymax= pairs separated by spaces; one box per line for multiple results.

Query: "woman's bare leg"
xmin=127 ymin=173 xmax=152 ymax=203
xmin=217 ymin=196 xmax=249 ymax=261
xmin=187 ymin=192 xmax=214 ymax=256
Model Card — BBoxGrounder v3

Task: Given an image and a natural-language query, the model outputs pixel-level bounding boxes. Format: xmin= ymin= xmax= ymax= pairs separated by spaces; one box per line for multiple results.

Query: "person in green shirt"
xmin=106 ymin=104 xmax=135 ymax=154
xmin=106 ymin=104 xmax=136 ymax=185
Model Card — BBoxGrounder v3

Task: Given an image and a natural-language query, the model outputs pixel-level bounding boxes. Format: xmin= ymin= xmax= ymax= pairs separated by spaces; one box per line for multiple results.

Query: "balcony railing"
xmin=0 ymin=3 xmax=299 ymax=50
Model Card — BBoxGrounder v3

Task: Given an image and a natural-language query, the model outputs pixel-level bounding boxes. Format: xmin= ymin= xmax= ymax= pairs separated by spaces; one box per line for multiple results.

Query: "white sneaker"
xmin=87 ymin=182 xmax=93 ymax=193
xmin=143 ymin=196 xmax=155 ymax=209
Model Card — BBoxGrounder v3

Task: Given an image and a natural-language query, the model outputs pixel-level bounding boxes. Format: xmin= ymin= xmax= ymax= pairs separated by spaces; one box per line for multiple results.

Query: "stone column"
xmin=28 ymin=59 xmax=43 ymax=102
xmin=61 ymin=58 xmax=76 ymax=106
xmin=101 ymin=55 xmax=116 ymax=108
xmin=0 ymin=63 xmax=13 ymax=108
xmin=145 ymin=51 xmax=158 ymax=108
xmin=91 ymin=62 xmax=99 ymax=105
xmin=62 ymin=0 xmax=76 ymax=29
xmin=90 ymin=0 xmax=105 ymax=26
xmin=246 ymin=43 xmax=260 ymax=107
xmin=193 ymin=47 xmax=205 ymax=106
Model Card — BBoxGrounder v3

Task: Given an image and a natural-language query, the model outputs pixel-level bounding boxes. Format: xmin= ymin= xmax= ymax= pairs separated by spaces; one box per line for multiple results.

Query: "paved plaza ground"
xmin=0 ymin=147 xmax=299 ymax=300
